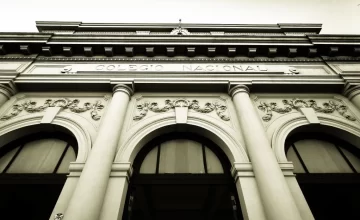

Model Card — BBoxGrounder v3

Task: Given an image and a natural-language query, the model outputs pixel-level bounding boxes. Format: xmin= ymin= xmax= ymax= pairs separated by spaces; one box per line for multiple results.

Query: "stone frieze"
xmin=0 ymin=98 xmax=105 ymax=121
xmin=257 ymin=99 xmax=356 ymax=122
xmin=133 ymin=99 xmax=230 ymax=121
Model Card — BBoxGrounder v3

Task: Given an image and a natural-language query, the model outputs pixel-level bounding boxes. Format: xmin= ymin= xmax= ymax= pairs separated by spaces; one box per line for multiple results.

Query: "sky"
xmin=0 ymin=0 xmax=359 ymax=34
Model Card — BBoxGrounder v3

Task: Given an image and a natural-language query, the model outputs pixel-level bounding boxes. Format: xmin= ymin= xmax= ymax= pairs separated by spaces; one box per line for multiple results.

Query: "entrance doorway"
xmin=123 ymin=133 xmax=242 ymax=220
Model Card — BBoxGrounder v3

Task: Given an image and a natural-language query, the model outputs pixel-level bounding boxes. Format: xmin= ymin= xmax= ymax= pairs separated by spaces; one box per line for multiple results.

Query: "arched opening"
xmin=0 ymin=125 xmax=78 ymax=220
xmin=123 ymin=132 xmax=242 ymax=220
xmin=285 ymin=125 xmax=360 ymax=220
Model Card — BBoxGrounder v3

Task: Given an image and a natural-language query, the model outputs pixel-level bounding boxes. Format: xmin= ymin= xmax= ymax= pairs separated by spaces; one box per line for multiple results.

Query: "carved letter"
xmin=206 ymin=65 xmax=215 ymax=71
xmin=258 ymin=65 xmax=267 ymax=71
xmin=233 ymin=65 xmax=243 ymax=72
xmin=107 ymin=65 xmax=115 ymax=70
xmin=223 ymin=65 xmax=231 ymax=71
xmin=139 ymin=65 xmax=148 ymax=71
xmin=96 ymin=65 xmax=104 ymax=70
xmin=183 ymin=65 xmax=192 ymax=71
xmin=129 ymin=65 xmax=138 ymax=71
xmin=154 ymin=65 xmax=164 ymax=71
xmin=194 ymin=65 xmax=205 ymax=71
xmin=246 ymin=66 xmax=255 ymax=71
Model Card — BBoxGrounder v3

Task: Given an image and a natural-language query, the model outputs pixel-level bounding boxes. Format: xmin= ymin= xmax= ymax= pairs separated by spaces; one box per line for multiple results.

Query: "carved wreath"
xmin=0 ymin=98 xmax=105 ymax=121
xmin=257 ymin=99 xmax=356 ymax=122
xmin=133 ymin=99 xmax=230 ymax=121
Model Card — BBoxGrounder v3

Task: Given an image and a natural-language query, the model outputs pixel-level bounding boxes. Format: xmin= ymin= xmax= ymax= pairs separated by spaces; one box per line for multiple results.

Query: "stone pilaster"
xmin=231 ymin=163 xmax=266 ymax=220
xmin=99 ymin=162 xmax=133 ymax=220
xmin=63 ymin=84 xmax=133 ymax=220
xmin=229 ymin=85 xmax=302 ymax=220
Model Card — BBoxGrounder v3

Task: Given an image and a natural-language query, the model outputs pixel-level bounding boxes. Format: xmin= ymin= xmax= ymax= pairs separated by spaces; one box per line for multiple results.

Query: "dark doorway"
xmin=0 ymin=131 xmax=78 ymax=220
xmin=123 ymin=133 xmax=242 ymax=220
xmin=0 ymin=174 xmax=66 ymax=220
xmin=297 ymin=174 xmax=360 ymax=220
xmin=286 ymin=132 xmax=360 ymax=220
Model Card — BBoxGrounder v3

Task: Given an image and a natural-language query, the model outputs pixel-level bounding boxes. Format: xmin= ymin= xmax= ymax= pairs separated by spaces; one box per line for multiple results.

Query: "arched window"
xmin=286 ymin=132 xmax=360 ymax=220
xmin=0 ymin=132 xmax=77 ymax=220
xmin=140 ymin=139 xmax=223 ymax=174
xmin=124 ymin=133 xmax=242 ymax=220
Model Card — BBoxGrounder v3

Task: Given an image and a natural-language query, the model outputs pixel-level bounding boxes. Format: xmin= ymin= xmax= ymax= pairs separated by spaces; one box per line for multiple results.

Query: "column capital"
xmin=0 ymin=84 xmax=16 ymax=99
xmin=228 ymin=85 xmax=249 ymax=97
xmin=343 ymin=85 xmax=360 ymax=100
xmin=113 ymin=84 xmax=134 ymax=97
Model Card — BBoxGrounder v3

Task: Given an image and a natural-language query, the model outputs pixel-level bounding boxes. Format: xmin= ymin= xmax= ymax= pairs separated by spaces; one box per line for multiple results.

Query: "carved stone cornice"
xmin=322 ymin=57 xmax=360 ymax=62
xmin=33 ymin=56 xmax=324 ymax=63
xmin=36 ymin=22 xmax=322 ymax=34
xmin=257 ymin=98 xmax=356 ymax=122
xmin=0 ymin=55 xmax=38 ymax=60
xmin=0 ymin=98 xmax=105 ymax=121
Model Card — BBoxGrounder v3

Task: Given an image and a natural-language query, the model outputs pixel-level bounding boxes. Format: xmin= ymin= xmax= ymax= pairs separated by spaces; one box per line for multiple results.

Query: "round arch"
xmin=270 ymin=114 xmax=360 ymax=162
xmin=0 ymin=112 xmax=94 ymax=163
xmin=115 ymin=114 xmax=248 ymax=164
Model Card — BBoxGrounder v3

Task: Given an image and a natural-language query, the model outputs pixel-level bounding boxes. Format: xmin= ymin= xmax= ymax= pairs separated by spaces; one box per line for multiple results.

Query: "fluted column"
xmin=63 ymin=84 xmax=133 ymax=220
xmin=229 ymin=85 xmax=302 ymax=220
xmin=344 ymin=85 xmax=360 ymax=111
xmin=0 ymin=84 xmax=15 ymax=107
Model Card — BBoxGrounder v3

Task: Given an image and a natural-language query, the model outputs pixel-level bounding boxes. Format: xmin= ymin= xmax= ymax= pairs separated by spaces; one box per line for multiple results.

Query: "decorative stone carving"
xmin=170 ymin=19 xmax=190 ymax=35
xmin=284 ymin=67 xmax=300 ymax=75
xmin=258 ymin=99 xmax=356 ymax=122
xmin=54 ymin=213 xmax=64 ymax=220
xmin=133 ymin=99 xmax=230 ymax=121
xmin=0 ymin=98 xmax=105 ymax=121
xmin=61 ymin=66 xmax=75 ymax=74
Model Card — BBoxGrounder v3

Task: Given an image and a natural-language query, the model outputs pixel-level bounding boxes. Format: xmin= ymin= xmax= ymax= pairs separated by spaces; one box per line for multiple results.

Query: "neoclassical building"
xmin=0 ymin=21 xmax=360 ymax=220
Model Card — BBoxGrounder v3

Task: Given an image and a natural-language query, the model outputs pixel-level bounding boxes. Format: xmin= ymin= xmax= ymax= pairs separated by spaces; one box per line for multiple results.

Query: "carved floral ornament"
xmin=133 ymin=99 xmax=230 ymax=121
xmin=257 ymin=99 xmax=356 ymax=122
xmin=0 ymin=98 xmax=105 ymax=121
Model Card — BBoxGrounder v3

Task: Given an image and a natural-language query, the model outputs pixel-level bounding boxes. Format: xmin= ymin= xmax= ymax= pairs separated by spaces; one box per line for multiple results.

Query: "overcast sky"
xmin=0 ymin=0 xmax=359 ymax=34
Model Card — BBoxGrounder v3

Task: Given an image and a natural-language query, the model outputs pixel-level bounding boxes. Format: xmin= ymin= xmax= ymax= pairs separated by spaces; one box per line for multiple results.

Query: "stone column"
xmin=344 ymin=85 xmax=360 ymax=111
xmin=63 ymin=84 xmax=133 ymax=220
xmin=229 ymin=85 xmax=302 ymax=220
xmin=0 ymin=84 xmax=15 ymax=107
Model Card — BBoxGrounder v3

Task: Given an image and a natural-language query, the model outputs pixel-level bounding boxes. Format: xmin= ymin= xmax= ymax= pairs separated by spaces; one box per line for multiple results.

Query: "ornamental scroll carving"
xmin=257 ymin=99 xmax=356 ymax=122
xmin=0 ymin=98 xmax=105 ymax=121
xmin=133 ymin=99 xmax=230 ymax=121
xmin=54 ymin=213 xmax=64 ymax=220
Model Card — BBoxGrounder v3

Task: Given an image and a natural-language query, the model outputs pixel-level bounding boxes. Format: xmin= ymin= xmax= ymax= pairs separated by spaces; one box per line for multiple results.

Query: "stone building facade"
xmin=0 ymin=21 xmax=360 ymax=220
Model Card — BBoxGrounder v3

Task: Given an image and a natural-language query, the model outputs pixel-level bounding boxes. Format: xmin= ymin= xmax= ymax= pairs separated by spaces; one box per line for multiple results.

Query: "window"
xmin=140 ymin=139 xmax=223 ymax=174
xmin=287 ymin=138 xmax=360 ymax=174
xmin=0 ymin=138 xmax=76 ymax=174
xmin=286 ymin=132 xmax=360 ymax=220
xmin=0 ymin=132 xmax=77 ymax=220
xmin=124 ymin=133 xmax=242 ymax=220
